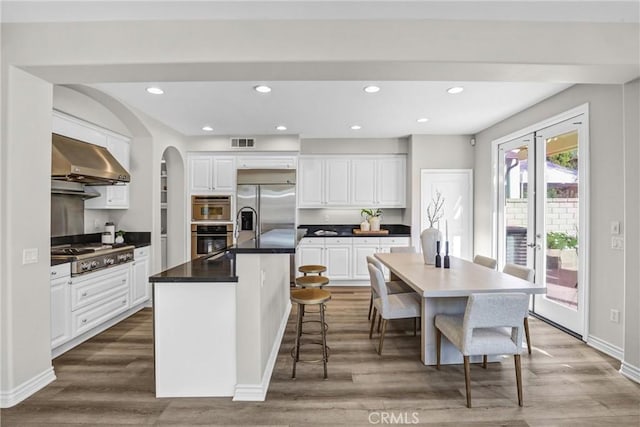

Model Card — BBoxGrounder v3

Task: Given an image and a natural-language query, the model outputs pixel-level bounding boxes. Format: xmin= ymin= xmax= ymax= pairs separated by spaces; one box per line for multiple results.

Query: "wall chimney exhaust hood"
xmin=51 ymin=133 xmax=130 ymax=185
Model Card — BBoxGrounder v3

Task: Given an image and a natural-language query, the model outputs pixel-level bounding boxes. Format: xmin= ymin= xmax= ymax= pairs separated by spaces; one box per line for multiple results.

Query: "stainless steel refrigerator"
xmin=236 ymin=169 xmax=296 ymax=253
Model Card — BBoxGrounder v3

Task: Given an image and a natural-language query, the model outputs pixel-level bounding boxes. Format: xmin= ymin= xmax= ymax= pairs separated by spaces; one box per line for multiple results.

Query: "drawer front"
xmin=352 ymin=237 xmax=381 ymax=246
xmin=325 ymin=237 xmax=353 ymax=245
xmin=71 ymin=270 xmax=129 ymax=311
xmin=298 ymin=237 xmax=325 ymax=246
xmin=71 ymin=291 xmax=130 ymax=337
xmin=379 ymin=237 xmax=411 ymax=246
xmin=50 ymin=263 xmax=71 ymax=279
xmin=134 ymin=246 xmax=149 ymax=259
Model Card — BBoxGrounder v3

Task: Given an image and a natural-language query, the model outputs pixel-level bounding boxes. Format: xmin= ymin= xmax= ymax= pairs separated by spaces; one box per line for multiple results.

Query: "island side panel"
xmin=234 ymin=253 xmax=291 ymax=401
xmin=154 ymin=282 xmax=236 ymax=397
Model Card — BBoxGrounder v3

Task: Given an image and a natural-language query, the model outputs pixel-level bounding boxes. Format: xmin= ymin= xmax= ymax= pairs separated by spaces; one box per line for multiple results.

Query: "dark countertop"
xmin=299 ymin=224 xmax=411 ymax=238
xmin=230 ymin=229 xmax=297 ymax=254
xmin=51 ymin=232 xmax=151 ymax=265
xmin=149 ymin=251 xmax=237 ymax=283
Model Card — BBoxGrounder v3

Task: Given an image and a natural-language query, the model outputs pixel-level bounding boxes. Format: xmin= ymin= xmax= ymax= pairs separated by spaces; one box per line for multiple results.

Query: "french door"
xmin=497 ymin=115 xmax=586 ymax=336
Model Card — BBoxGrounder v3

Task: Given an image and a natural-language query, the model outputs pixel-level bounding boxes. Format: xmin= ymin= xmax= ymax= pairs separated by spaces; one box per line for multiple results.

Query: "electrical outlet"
xmin=324 ymin=214 xmax=330 ymax=223
xmin=610 ymin=221 xmax=621 ymax=235
xmin=610 ymin=309 xmax=620 ymax=323
xmin=22 ymin=248 xmax=38 ymax=264
xmin=611 ymin=236 xmax=624 ymax=250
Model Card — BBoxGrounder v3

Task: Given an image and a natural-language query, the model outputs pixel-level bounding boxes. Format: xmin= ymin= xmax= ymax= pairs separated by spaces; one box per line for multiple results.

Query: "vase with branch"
xmin=421 ymin=191 xmax=444 ymax=265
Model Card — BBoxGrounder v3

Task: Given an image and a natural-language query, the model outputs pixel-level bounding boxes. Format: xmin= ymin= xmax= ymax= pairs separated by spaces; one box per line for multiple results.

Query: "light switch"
xmin=610 ymin=221 xmax=621 ymax=235
xmin=611 ymin=236 xmax=624 ymax=250
xmin=22 ymin=248 xmax=39 ymax=264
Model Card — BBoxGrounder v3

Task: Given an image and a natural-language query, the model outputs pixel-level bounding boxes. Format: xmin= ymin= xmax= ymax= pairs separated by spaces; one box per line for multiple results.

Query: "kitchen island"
xmin=149 ymin=232 xmax=296 ymax=401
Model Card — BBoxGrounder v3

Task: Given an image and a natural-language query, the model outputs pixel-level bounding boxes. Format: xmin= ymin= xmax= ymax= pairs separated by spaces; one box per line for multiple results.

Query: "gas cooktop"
xmin=51 ymin=243 xmax=135 ymax=275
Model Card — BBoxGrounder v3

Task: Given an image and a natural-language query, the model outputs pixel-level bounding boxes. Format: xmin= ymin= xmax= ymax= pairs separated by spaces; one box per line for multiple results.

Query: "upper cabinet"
xmin=298 ymin=157 xmax=351 ymax=207
xmin=299 ymin=155 xmax=406 ymax=208
xmin=188 ymin=154 xmax=236 ymax=194
xmin=53 ymin=111 xmax=132 ymax=210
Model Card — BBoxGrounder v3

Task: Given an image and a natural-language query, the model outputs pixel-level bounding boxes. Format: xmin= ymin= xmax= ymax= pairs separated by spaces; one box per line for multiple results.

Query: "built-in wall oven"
xmin=192 ymin=195 xmax=231 ymax=221
xmin=191 ymin=224 xmax=234 ymax=259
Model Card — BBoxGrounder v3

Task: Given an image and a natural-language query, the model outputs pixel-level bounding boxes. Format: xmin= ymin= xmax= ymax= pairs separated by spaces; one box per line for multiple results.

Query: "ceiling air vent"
xmin=231 ymin=138 xmax=255 ymax=148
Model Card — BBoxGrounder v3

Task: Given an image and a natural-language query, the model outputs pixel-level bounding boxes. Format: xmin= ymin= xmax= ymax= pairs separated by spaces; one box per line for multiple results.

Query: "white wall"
xmin=189 ymin=134 xmax=299 ymax=152
xmin=301 ymin=138 xmax=408 ymax=155
xmin=622 ymin=79 xmax=640 ymax=377
xmin=474 ymin=84 xmax=626 ymax=350
xmin=0 ymin=67 xmax=55 ymax=406
xmin=407 ymin=135 xmax=475 ymax=247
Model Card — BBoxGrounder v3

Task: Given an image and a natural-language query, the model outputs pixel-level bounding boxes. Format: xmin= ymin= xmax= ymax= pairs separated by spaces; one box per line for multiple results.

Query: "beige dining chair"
xmin=473 ymin=254 xmax=497 ymax=270
xmin=368 ymin=263 xmax=421 ymax=355
xmin=503 ymin=263 xmax=535 ymax=355
xmin=435 ymin=292 xmax=529 ymax=408
xmin=366 ymin=256 xmax=413 ymax=321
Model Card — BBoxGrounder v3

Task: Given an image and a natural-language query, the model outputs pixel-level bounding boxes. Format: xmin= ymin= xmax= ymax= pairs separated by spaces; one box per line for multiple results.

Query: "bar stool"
xmin=291 ymin=288 xmax=331 ymax=379
xmin=295 ymin=275 xmax=330 ymax=289
xmin=298 ymin=264 xmax=327 ymax=276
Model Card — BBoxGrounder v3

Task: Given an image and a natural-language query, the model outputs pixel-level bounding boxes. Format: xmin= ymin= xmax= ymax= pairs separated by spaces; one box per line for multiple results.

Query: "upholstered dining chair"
xmin=473 ymin=254 xmax=498 ymax=270
xmin=366 ymin=256 xmax=414 ymax=321
xmin=367 ymin=263 xmax=421 ymax=355
xmin=434 ymin=292 xmax=529 ymax=408
xmin=502 ymin=263 xmax=535 ymax=354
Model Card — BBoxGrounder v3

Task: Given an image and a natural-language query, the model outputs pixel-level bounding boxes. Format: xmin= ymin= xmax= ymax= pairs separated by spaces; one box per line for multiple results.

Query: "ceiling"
xmin=92 ymin=81 xmax=572 ymax=138
xmin=6 ymin=1 xmax=634 ymax=139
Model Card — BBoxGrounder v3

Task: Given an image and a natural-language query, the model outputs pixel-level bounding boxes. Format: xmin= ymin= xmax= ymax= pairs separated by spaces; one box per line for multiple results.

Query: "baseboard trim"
xmin=0 ymin=366 xmax=56 ymax=408
xmin=587 ymin=334 xmax=624 ymax=361
xmin=620 ymin=361 xmax=640 ymax=384
xmin=234 ymin=301 xmax=291 ymax=402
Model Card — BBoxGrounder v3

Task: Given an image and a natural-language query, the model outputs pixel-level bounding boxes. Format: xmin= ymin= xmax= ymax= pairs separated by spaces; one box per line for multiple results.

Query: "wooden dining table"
xmin=374 ymin=253 xmax=546 ymax=365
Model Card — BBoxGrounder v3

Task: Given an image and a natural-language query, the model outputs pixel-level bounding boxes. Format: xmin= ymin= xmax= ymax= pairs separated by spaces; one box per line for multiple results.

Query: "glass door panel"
xmin=534 ymin=117 xmax=584 ymax=334
xmin=498 ymin=134 xmax=535 ymax=271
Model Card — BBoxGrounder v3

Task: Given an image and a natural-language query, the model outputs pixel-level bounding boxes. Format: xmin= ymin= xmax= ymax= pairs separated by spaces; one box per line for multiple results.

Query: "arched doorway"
xmin=161 ymin=146 xmax=186 ymax=268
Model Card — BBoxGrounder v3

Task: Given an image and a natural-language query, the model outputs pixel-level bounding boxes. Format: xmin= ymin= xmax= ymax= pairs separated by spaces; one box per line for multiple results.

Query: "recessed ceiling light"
xmin=275 ymin=125 xmax=287 ymax=131
xmin=363 ymin=85 xmax=380 ymax=93
xmin=350 ymin=125 xmax=362 ymax=130
xmin=254 ymin=85 xmax=272 ymax=93
xmin=202 ymin=126 xmax=214 ymax=132
xmin=417 ymin=118 xmax=429 ymax=123
xmin=447 ymin=86 xmax=464 ymax=94
xmin=146 ymin=87 xmax=164 ymax=95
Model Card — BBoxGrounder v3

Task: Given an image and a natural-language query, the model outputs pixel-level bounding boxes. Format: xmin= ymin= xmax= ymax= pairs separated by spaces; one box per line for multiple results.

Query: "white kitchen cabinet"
xmin=376 ymin=157 xmax=406 ymax=207
xmin=131 ymin=246 xmax=150 ymax=307
xmin=352 ymin=156 xmax=406 ymax=208
xmin=236 ymin=156 xmax=296 ymax=169
xmin=298 ymin=157 xmax=351 ymax=207
xmin=352 ymin=243 xmax=379 ymax=280
xmin=296 ymin=238 xmax=325 ymax=267
xmin=325 ymin=237 xmax=353 ymax=280
xmin=298 ymin=158 xmax=324 ymax=207
xmin=189 ymin=155 xmax=236 ymax=194
xmin=69 ymin=264 xmax=131 ymax=338
xmin=51 ymin=264 xmax=71 ymax=349
xmin=52 ymin=112 xmax=107 ymax=147
xmin=351 ymin=158 xmax=377 ymax=206
xmin=85 ymin=135 xmax=131 ymax=209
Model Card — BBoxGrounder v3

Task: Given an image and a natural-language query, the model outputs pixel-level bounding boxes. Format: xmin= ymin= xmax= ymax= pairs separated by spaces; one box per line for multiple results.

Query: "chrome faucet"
xmin=235 ymin=206 xmax=260 ymax=242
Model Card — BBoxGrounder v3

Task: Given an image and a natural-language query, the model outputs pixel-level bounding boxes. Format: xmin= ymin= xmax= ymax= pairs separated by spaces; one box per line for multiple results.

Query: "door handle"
xmin=527 ymin=242 xmax=537 ymax=248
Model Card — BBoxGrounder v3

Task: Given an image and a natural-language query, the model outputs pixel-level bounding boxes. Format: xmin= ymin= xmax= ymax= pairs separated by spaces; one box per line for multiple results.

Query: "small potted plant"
xmin=361 ymin=208 xmax=383 ymax=231
xmin=115 ymin=230 xmax=126 ymax=244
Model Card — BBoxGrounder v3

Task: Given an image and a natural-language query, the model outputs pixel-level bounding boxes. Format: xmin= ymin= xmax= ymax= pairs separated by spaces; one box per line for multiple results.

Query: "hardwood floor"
xmin=2 ymin=287 xmax=639 ymax=426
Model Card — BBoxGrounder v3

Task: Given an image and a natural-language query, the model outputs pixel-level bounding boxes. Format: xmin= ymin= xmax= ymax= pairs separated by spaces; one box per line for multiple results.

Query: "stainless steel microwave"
xmin=192 ymin=195 xmax=232 ymax=221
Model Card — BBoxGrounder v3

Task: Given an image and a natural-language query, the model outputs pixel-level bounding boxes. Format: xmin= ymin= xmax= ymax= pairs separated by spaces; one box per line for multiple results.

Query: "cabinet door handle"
xmin=67 ymin=280 xmax=72 ymax=285
xmin=81 ymin=319 xmax=87 ymax=324
xmin=122 ymin=299 xmax=127 ymax=305
xmin=81 ymin=292 xmax=88 ymax=297
xmin=51 ymin=271 xmax=57 ymax=276
xmin=121 ymin=279 xmax=126 ymax=284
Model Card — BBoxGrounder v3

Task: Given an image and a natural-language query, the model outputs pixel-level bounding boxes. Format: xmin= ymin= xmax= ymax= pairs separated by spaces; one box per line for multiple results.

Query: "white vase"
xmin=115 ymin=235 xmax=124 ymax=244
xmin=360 ymin=220 xmax=370 ymax=231
xmin=369 ymin=217 xmax=381 ymax=232
xmin=420 ymin=227 xmax=442 ymax=265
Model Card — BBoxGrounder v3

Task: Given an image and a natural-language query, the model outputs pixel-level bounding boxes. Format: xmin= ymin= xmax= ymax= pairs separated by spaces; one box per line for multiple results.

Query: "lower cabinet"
xmin=131 ymin=246 xmax=150 ymax=306
xmin=296 ymin=237 xmax=410 ymax=282
xmin=51 ymin=266 xmax=72 ymax=348
xmin=70 ymin=264 xmax=130 ymax=337
xmin=51 ymin=245 xmax=152 ymax=352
